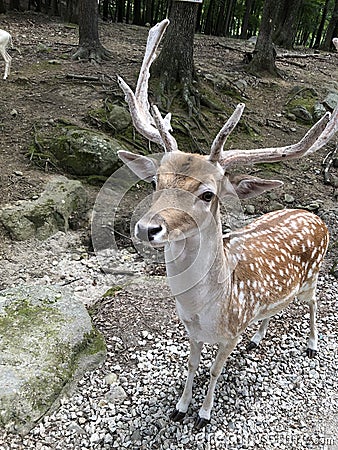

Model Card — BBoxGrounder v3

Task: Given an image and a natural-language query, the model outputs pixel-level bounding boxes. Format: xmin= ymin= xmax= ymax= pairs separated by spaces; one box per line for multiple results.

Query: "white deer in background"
xmin=0 ymin=29 xmax=12 ymax=80
xmin=117 ymin=20 xmax=337 ymax=429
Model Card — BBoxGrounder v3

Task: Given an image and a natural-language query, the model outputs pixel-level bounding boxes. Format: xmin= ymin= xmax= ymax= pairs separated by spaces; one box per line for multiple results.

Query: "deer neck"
xmin=164 ymin=209 xmax=231 ymax=312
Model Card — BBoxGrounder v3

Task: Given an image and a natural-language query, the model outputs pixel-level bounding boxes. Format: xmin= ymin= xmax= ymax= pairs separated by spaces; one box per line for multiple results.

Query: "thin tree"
xmin=247 ymin=0 xmax=279 ymax=76
xmin=323 ymin=0 xmax=338 ymax=50
xmin=273 ymin=0 xmax=302 ymax=49
xmin=72 ymin=0 xmax=111 ymax=62
xmin=313 ymin=0 xmax=331 ymax=48
xmin=240 ymin=0 xmax=254 ymax=39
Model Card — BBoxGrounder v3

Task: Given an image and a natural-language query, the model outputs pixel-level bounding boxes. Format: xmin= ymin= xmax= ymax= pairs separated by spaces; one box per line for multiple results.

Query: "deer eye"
xmin=199 ymin=191 xmax=215 ymax=202
xmin=151 ymin=180 xmax=156 ymax=190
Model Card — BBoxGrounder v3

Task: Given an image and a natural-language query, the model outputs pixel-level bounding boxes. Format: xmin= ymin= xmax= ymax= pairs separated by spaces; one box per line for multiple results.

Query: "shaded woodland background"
xmin=1 ymin=0 xmax=338 ymax=51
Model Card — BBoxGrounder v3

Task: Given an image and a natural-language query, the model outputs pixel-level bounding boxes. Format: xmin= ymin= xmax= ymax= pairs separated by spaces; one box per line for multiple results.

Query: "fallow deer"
xmin=117 ymin=20 xmax=337 ymax=429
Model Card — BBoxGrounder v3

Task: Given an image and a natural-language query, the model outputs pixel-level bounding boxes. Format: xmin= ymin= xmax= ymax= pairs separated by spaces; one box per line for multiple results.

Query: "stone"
xmin=0 ymin=176 xmax=88 ymax=241
xmin=284 ymin=194 xmax=295 ymax=203
xmin=289 ymin=105 xmax=313 ymax=123
xmin=234 ymin=79 xmax=247 ymax=92
xmin=245 ymin=204 xmax=255 ymax=214
xmin=247 ymin=36 xmax=257 ymax=44
xmin=0 ymin=285 xmax=106 ymax=435
xmin=330 ymin=260 xmax=338 ymax=278
xmin=108 ymin=105 xmax=131 ymax=131
xmin=323 ymin=91 xmax=338 ymax=110
xmin=266 ymin=201 xmax=284 ymax=212
xmin=44 ymin=127 xmax=128 ymax=176
xmin=285 ymin=112 xmax=296 ymax=121
xmin=105 ymin=385 xmax=128 ymax=403
xmin=313 ymin=102 xmax=327 ymax=121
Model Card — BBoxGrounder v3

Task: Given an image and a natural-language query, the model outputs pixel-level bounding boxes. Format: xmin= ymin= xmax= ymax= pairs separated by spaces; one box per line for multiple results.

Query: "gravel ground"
xmin=0 ymin=208 xmax=337 ymax=450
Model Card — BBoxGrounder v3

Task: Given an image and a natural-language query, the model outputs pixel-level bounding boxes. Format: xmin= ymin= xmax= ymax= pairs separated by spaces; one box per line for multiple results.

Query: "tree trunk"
xmin=72 ymin=0 xmax=111 ymax=62
xmin=9 ymin=0 xmax=20 ymax=10
xmin=312 ymin=0 xmax=330 ymax=48
xmin=323 ymin=0 xmax=338 ymax=50
xmin=152 ymin=2 xmax=197 ymax=82
xmin=247 ymin=0 xmax=279 ymax=76
xmin=133 ymin=0 xmax=142 ymax=25
xmin=116 ymin=0 xmax=124 ymax=22
xmin=102 ymin=0 xmax=109 ymax=21
xmin=0 ymin=0 xmax=6 ymax=13
xmin=240 ymin=0 xmax=254 ymax=39
xmin=224 ymin=0 xmax=235 ymax=36
xmin=273 ymin=0 xmax=302 ymax=49
xmin=61 ymin=0 xmax=79 ymax=24
xmin=151 ymin=1 xmax=199 ymax=114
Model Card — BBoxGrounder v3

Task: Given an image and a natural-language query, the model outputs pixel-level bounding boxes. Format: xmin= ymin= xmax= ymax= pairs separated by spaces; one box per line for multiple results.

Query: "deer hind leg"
xmin=298 ymin=279 xmax=319 ymax=358
xmin=247 ymin=318 xmax=270 ymax=351
xmin=1 ymin=50 xmax=11 ymax=80
xmin=195 ymin=337 xmax=239 ymax=430
xmin=170 ymin=339 xmax=203 ymax=422
xmin=5 ymin=51 xmax=12 ymax=79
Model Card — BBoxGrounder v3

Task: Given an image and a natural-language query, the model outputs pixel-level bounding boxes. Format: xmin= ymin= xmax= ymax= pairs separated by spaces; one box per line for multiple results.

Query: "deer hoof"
xmin=247 ymin=341 xmax=258 ymax=351
xmin=306 ymin=348 xmax=317 ymax=358
xmin=169 ymin=409 xmax=186 ymax=422
xmin=194 ymin=417 xmax=210 ymax=430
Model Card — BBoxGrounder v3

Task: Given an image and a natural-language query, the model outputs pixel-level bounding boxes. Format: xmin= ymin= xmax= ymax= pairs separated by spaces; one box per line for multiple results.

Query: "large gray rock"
xmin=0 ymin=176 xmax=88 ymax=241
xmin=0 ymin=285 xmax=106 ymax=435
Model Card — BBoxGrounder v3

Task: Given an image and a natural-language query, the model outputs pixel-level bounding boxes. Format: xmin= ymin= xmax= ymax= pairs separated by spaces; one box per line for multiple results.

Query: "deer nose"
xmin=147 ymin=224 xmax=163 ymax=241
xmin=135 ymin=222 xmax=165 ymax=242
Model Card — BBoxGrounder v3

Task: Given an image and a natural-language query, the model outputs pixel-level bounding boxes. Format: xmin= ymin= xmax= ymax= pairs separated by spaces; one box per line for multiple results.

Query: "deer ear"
xmin=118 ymin=150 xmax=158 ymax=182
xmin=229 ymin=174 xmax=283 ymax=199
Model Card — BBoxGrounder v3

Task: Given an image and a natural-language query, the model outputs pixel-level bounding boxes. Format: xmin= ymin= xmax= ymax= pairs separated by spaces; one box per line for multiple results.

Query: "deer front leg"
xmin=195 ymin=337 xmax=239 ymax=430
xmin=170 ymin=339 xmax=203 ymax=422
xmin=298 ymin=282 xmax=319 ymax=358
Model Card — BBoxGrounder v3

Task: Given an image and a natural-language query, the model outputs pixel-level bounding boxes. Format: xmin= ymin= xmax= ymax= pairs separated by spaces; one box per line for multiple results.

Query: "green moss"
xmin=81 ymin=328 xmax=107 ymax=357
xmin=102 ymin=285 xmax=123 ymax=298
xmin=256 ymin=162 xmax=283 ymax=173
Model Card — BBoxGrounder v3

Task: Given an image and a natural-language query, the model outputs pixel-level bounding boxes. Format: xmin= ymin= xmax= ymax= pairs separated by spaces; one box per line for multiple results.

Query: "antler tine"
xmin=152 ymin=106 xmax=178 ymax=152
xmin=135 ymin=20 xmax=169 ymax=118
xmin=117 ymin=19 xmax=178 ymax=152
xmin=209 ymin=103 xmax=245 ymax=163
xmin=117 ymin=76 xmax=163 ymax=146
xmin=219 ymin=111 xmax=331 ymax=168
xmin=304 ymin=105 xmax=338 ymax=155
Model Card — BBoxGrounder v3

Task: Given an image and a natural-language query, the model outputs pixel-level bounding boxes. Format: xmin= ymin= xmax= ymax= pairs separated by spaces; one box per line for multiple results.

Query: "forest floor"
xmin=0 ymin=11 xmax=338 ymax=450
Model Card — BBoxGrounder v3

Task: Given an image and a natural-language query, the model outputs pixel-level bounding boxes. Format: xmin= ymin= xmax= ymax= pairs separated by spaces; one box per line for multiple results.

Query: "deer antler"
xmin=117 ymin=19 xmax=178 ymax=152
xmin=217 ymin=109 xmax=337 ymax=168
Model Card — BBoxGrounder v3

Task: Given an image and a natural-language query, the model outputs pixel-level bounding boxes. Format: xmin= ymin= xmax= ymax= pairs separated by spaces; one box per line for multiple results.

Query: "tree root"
xmin=182 ymin=77 xmax=200 ymax=117
xmin=72 ymin=44 xmax=112 ymax=64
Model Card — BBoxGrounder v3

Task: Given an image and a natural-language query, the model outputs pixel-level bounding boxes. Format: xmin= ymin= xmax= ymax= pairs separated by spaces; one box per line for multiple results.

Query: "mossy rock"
xmin=286 ymin=86 xmax=318 ymax=123
xmin=34 ymin=125 xmax=129 ymax=177
xmin=0 ymin=285 xmax=106 ymax=435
